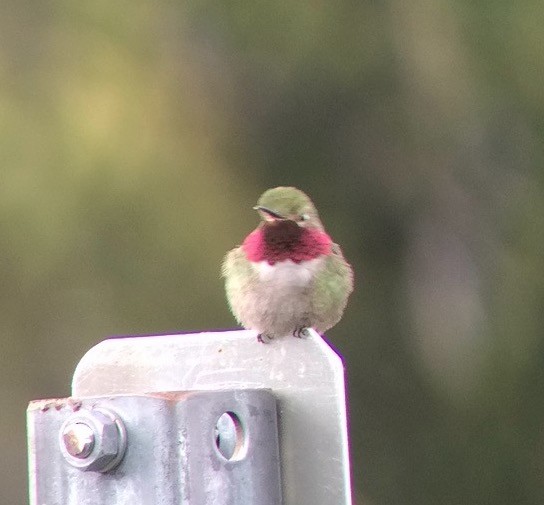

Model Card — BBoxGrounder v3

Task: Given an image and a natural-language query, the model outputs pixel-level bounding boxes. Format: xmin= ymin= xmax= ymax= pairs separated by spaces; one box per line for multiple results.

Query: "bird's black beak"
xmin=253 ymin=206 xmax=286 ymax=220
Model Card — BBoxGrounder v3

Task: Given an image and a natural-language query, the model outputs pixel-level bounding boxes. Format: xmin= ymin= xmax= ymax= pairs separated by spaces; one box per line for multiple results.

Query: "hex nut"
xmin=59 ymin=407 xmax=127 ymax=472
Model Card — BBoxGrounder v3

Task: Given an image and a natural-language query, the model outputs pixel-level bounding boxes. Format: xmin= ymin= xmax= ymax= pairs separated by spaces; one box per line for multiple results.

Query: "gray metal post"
xmin=27 ymin=329 xmax=352 ymax=504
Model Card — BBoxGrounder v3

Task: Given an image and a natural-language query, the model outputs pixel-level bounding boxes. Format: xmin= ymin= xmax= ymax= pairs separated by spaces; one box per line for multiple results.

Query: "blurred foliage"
xmin=1 ymin=1 xmax=544 ymax=504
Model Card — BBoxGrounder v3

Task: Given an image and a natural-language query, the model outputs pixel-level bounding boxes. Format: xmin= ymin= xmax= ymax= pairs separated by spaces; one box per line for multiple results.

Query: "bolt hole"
xmin=214 ymin=411 xmax=246 ymax=461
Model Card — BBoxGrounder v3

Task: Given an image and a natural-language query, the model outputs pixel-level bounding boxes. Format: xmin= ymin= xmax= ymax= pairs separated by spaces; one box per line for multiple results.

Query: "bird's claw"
xmin=257 ymin=333 xmax=274 ymax=344
xmin=293 ymin=327 xmax=310 ymax=339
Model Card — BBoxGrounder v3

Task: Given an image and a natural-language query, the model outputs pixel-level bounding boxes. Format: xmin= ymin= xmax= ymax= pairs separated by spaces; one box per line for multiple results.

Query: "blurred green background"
xmin=2 ymin=1 xmax=544 ymax=504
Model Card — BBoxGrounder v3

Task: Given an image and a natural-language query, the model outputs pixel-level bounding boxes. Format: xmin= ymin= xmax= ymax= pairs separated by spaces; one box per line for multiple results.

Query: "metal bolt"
xmin=59 ymin=408 xmax=127 ymax=472
xmin=61 ymin=422 xmax=95 ymax=458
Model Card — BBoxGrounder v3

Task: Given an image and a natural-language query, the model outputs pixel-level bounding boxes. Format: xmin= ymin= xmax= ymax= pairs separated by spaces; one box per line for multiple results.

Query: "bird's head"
xmin=254 ymin=186 xmax=323 ymax=230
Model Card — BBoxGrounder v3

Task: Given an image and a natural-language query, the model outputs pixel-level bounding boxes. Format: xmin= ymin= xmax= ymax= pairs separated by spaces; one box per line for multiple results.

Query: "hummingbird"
xmin=222 ymin=186 xmax=354 ymax=343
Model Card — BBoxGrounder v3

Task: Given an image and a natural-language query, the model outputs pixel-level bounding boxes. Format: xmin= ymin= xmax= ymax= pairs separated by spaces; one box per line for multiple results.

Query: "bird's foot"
xmin=257 ymin=333 xmax=274 ymax=344
xmin=293 ymin=327 xmax=310 ymax=339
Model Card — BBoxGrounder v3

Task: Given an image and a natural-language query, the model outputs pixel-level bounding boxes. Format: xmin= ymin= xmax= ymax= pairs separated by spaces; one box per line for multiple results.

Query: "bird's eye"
xmin=299 ymin=214 xmax=309 ymax=222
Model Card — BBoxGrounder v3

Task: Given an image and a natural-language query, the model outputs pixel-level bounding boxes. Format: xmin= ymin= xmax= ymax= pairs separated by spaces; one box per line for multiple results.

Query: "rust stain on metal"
xmin=148 ymin=391 xmax=194 ymax=402
xmin=30 ymin=398 xmax=83 ymax=413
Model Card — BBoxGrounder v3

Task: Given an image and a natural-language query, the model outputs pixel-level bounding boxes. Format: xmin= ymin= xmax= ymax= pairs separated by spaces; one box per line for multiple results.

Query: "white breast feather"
xmin=255 ymin=257 xmax=324 ymax=287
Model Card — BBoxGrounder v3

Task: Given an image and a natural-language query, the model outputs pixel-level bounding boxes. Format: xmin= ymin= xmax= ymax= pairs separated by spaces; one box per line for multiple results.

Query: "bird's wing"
xmin=310 ymin=244 xmax=354 ymax=331
xmin=222 ymin=247 xmax=258 ymax=319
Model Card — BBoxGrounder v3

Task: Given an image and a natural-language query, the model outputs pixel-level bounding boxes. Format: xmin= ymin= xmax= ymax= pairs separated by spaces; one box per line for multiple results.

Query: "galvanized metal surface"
xmin=28 ymin=390 xmax=281 ymax=505
xmin=72 ymin=329 xmax=352 ymax=505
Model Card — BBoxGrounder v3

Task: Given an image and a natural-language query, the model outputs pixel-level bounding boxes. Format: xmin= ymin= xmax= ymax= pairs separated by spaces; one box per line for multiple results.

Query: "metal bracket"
xmin=28 ymin=390 xmax=281 ymax=504
xmin=27 ymin=329 xmax=351 ymax=504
